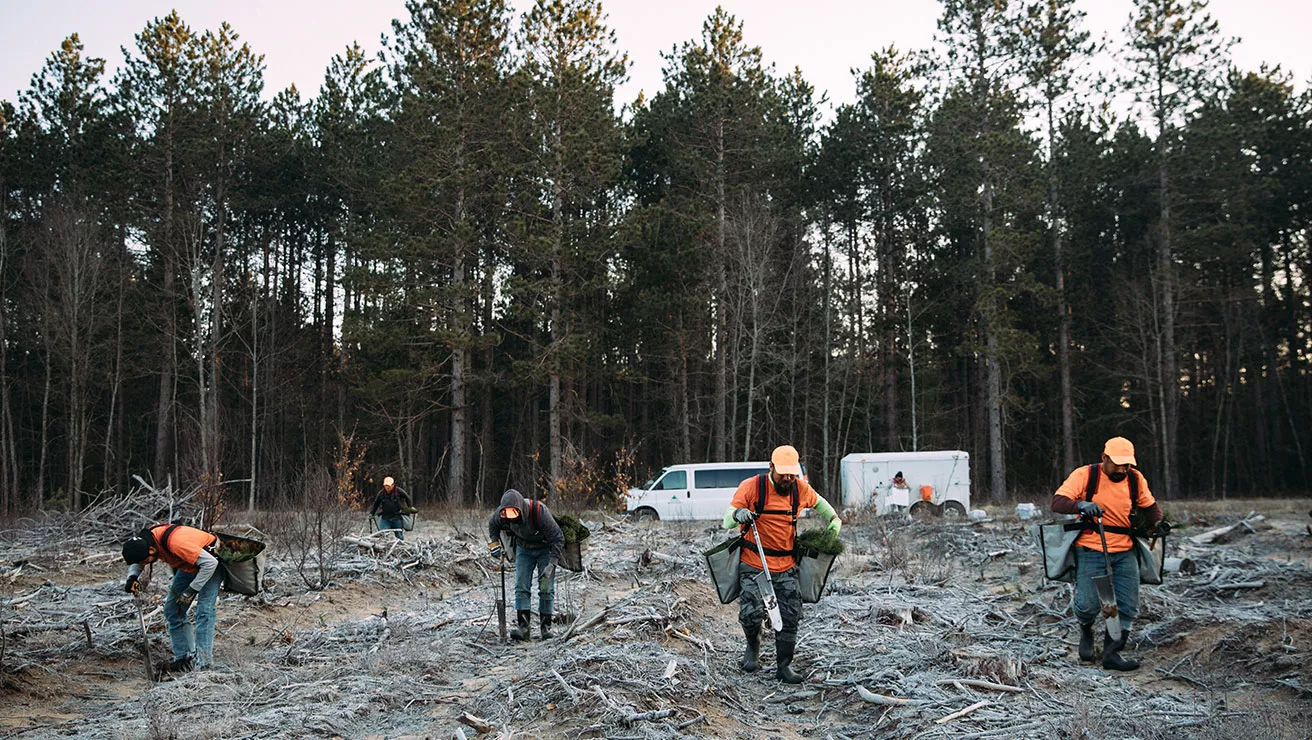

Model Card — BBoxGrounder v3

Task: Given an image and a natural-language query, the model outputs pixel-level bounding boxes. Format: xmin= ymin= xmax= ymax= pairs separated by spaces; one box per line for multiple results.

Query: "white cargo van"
xmin=623 ymin=462 xmax=789 ymax=521
xmin=840 ymin=450 xmax=970 ymax=517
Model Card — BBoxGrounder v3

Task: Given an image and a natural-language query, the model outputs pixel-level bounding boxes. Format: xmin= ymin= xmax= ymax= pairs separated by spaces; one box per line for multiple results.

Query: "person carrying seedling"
xmin=1050 ymin=436 xmax=1169 ymax=671
xmin=369 ymin=476 xmax=414 ymax=540
xmin=723 ymin=445 xmax=842 ymax=684
xmin=487 ymin=489 xmax=565 ymax=641
xmin=121 ymin=523 xmax=223 ymax=674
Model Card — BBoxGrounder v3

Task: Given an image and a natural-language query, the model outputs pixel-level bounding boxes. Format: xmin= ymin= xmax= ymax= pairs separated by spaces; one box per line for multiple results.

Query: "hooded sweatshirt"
xmin=488 ymin=489 xmax=564 ymax=560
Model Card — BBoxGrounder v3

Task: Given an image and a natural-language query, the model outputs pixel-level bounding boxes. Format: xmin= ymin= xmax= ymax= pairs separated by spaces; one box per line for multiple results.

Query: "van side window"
xmin=695 ymin=468 xmax=766 ymax=489
xmin=654 ymin=470 xmax=687 ymax=490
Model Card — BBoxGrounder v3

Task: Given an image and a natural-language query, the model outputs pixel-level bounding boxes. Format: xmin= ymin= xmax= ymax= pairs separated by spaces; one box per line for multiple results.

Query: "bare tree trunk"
xmin=712 ymin=119 xmax=728 ymax=462
xmin=248 ymin=274 xmax=258 ymax=511
xmin=1047 ymin=96 xmax=1076 ymax=473
xmin=549 ymin=120 xmax=564 ymax=485
xmin=154 ymin=135 xmax=177 ymax=484
xmin=102 ymin=232 xmax=126 ymax=493
xmin=36 ymin=342 xmax=51 ymax=506
xmin=822 ymin=227 xmax=833 ymax=492
xmin=0 ymin=186 xmax=13 ymax=512
xmin=678 ymin=319 xmax=691 ymax=461
xmin=1155 ymin=95 xmax=1179 ymax=499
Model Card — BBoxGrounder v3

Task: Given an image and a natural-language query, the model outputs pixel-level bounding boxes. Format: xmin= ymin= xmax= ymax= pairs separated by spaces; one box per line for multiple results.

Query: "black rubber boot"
xmin=539 ymin=613 xmax=553 ymax=640
xmin=509 ymin=610 xmax=532 ymax=641
xmin=775 ymin=638 xmax=803 ymax=684
xmin=1078 ymin=622 xmax=1096 ymax=662
xmin=1102 ymin=629 xmax=1140 ymax=671
xmin=167 ymin=655 xmax=194 ymax=674
xmin=739 ymin=626 xmax=761 ymax=672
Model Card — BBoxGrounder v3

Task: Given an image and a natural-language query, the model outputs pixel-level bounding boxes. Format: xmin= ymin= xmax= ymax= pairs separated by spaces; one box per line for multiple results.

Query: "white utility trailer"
xmin=840 ymin=450 xmax=971 ymax=517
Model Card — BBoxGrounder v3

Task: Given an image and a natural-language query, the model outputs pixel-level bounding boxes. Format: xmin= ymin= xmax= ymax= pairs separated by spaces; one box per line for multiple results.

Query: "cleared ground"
xmin=1 ymin=498 xmax=1310 ymax=739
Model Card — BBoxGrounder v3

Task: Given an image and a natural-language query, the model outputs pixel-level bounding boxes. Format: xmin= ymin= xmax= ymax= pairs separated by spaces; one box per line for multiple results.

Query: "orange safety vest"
xmin=148 ymin=523 xmax=218 ymax=573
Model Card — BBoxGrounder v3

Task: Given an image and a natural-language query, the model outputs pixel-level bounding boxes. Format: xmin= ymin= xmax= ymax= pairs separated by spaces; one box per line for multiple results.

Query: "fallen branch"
xmin=457 ymin=712 xmax=495 ymax=734
xmin=937 ymin=678 xmax=1023 ymax=693
xmin=855 ymin=685 xmax=924 ymax=706
xmin=1190 ymin=515 xmax=1265 ymax=545
xmin=935 ymin=700 xmax=990 ymax=724
xmin=624 ymin=708 xmax=675 ymax=725
xmin=551 ymin=667 xmax=579 ymax=704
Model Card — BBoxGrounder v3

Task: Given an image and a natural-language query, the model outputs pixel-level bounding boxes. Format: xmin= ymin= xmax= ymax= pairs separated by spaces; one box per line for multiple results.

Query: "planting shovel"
xmin=748 ymin=519 xmax=784 ymax=632
xmin=496 ymin=554 xmax=508 ymax=643
xmin=132 ymin=592 xmax=154 ymax=683
xmin=1093 ymin=517 xmax=1122 ymax=642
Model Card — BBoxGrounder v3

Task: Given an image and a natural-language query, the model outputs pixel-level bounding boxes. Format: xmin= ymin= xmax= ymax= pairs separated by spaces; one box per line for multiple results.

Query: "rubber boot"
xmin=509 ymin=610 xmax=532 ymax=641
xmin=775 ymin=638 xmax=803 ymax=684
xmin=1077 ymin=622 xmax=1096 ymax=662
xmin=1102 ymin=629 xmax=1140 ymax=671
xmin=539 ymin=613 xmax=553 ymax=640
xmin=739 ymin=626 xmax=761 ymax=672
xmin=166 ymin=655 xmax=194 ymax=674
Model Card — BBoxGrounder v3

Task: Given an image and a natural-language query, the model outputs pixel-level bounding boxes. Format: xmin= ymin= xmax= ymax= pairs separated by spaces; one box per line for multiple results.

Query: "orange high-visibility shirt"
xmin=148 ymin=524 xmax=218 ymax=573
xmin=731 ymin=475 xmax=819 ymax=573
xmin=1054 ymin=466 xmax=1156 ymax=553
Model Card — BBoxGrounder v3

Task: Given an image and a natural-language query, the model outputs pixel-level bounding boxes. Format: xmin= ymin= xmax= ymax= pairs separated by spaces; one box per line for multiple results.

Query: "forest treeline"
xmin=0 ymin=0 xmax=1308 ymax=514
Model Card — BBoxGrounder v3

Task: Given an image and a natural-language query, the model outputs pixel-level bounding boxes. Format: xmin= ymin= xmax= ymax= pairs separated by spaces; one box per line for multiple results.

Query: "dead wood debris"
xmin=0 ymin=509 xmax=1307 ymax=739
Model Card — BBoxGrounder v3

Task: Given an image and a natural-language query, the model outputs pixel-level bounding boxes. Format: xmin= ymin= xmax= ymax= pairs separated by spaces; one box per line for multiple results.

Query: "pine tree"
xmin=1122 ymin=0 xmax=1233 ymax=497
xmin=515 ymin=0 xmax=626 ymax=490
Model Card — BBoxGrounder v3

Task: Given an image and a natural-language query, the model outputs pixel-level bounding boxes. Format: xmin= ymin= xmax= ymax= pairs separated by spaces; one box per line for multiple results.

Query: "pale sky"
xmin=2 ymin=0 xmax=1309 ymax=120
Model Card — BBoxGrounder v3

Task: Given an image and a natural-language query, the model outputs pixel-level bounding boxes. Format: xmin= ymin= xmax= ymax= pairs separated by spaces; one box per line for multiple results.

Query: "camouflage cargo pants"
xmin=738 ymin=562 xmax=803 ymax=643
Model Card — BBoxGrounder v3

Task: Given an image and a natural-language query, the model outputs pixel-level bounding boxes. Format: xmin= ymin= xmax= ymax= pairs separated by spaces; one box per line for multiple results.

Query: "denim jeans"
xmin=1074 ymin=546 xmax=1140 ymax=633
xmin=165 ymin=567 xmax=222 ymax=667
xmin=514 ymin=545 xmax=555 ymax=615
xmin=379 ymin=515 xmax=405 ymax=541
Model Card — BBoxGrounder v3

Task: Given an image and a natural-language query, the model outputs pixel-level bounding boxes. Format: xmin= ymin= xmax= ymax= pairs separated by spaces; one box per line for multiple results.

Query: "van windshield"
xmin=643 ymin=468 xmax=669 ymax=490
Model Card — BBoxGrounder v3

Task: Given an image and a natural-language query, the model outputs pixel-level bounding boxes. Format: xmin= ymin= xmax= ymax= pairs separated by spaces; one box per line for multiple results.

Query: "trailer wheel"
xmin=909 ymin=501 xmax=938 ymax=520
xmin=941 ymin=501 xmax=967 ymax=519
xmin=632 ymin=508 xmax=659 ymax=523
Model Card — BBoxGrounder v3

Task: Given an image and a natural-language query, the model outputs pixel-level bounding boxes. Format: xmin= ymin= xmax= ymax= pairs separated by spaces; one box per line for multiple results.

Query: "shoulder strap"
xmin=1086 ymin=463 xmax=1141 ymax=510
xmin=157 ymin=523 xmax=182 ymax=557
xmin=755 ymin=475 xmax=768 ymax=515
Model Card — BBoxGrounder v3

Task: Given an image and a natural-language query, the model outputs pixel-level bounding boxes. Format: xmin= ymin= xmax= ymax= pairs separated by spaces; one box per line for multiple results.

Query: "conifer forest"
xmin=2 ymin=0 xmax=1310 ymax=515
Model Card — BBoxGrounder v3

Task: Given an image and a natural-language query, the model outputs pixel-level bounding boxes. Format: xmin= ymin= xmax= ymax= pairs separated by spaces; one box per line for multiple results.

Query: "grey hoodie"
xmin=488 ymin=489 xmax=564 ymax=560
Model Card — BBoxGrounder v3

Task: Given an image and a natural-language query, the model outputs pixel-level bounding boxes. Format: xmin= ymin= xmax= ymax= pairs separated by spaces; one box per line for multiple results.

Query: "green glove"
xmin=828 ymin=517 xmax=842 ymax=536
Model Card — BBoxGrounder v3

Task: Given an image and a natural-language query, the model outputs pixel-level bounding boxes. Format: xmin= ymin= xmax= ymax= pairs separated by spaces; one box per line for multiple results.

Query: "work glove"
xmin=541 ymin=560 xmax=558 ymax=582
xmin=1154 ymin=520 xmax=1172 ymax=537
xmin=828 ymin=517 xmax=842 ymax=536
xmin=174 ymin=588 xmax=197 ymax=617
xmin=488 ymin=541 xmax=505 ymax=560
xmin=1075 ymin=501 xmax=1103 ymax=518
xmin=733 ymin=508 xmax=758 ymax=524
xmin=124 ymin=574 xmax=140 ymax=594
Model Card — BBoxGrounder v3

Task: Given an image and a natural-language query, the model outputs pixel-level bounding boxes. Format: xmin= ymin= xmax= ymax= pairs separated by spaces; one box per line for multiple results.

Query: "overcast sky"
xmin=2 ymin=0 xmax=1308 ymax=119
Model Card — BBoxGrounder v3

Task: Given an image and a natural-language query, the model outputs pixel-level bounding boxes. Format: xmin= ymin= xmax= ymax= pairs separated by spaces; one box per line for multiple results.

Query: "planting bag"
xmin=704 ymin=536 xmax=745 ymax=604
xmin=212 ymin=532 xmax=268 ymax=596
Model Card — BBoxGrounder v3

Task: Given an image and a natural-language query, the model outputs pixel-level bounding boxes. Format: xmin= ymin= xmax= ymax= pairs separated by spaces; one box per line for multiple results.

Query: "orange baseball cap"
xmin=383 ymin=476 xmax=395 ymax=487
xmin=1103 ymin=437 xmax=1136 ymax=466
xmin=771 ymin=445 xmax=803 ymax=476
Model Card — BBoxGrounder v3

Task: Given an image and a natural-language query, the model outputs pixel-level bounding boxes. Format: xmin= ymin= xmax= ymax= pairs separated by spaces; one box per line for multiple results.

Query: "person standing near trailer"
xmin=723 ymin=445 xmax=842 ymax=684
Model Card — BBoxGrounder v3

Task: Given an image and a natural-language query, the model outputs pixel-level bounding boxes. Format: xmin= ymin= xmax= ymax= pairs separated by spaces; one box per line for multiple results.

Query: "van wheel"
xmin=632 ymin=508 xmax=659 ymax=523
xmin=909 ymin=501 xmax=938 ymax=520
xmin=941 ymin=501 xmax=966 ymax=519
